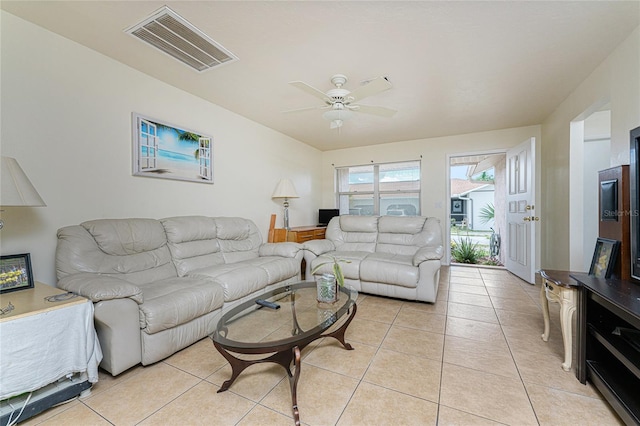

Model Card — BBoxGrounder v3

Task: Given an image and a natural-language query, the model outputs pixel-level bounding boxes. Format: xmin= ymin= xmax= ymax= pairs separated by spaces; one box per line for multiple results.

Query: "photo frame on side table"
xmin=589 ymin=238 xmax=620 ymax=279
xmin=0 ymin=253 xmax=34 ymax=294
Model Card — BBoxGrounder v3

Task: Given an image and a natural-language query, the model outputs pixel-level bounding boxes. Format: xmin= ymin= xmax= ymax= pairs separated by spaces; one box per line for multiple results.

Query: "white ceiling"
xmin=2 ymin=1 xmax=638 ymax=151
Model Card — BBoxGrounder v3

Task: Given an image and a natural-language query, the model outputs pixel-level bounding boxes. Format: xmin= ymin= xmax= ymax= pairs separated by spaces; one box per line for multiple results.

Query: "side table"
xmin=538 ymin=270 xmax=580 ymax=371
xmin=273 ymin=226 xmax=326 ymax=243
xmin=0 ymin=282 xmax=102 ymax=424
xmin=272 ymin=226 xmax=327 ymax=279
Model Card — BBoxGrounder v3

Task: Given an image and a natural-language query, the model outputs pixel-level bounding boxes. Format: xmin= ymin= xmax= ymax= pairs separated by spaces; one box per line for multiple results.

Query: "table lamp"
xmin=272 ymin=179 xmax=299 ymax=230
xmin=0 ymin=157 xmax=46 ymax=230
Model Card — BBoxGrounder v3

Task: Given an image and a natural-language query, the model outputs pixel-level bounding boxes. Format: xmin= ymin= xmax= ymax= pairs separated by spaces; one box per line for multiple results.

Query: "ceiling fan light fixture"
xmin=330 ymin=119 xmax=344 ymax=129
xmin=322 ymin=109 xmax=354 ymax=122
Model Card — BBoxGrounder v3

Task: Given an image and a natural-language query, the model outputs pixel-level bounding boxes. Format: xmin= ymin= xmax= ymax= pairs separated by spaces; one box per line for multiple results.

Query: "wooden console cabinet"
xmin=272 ymin=226 xmax=326 ymax=243
xmin=573 ymin=273 xmax=640 ymax=425
xmin=285 ymin=226 xmax=326 ymax=243
xmin=598 ymin=165 xmax=630 ymax=280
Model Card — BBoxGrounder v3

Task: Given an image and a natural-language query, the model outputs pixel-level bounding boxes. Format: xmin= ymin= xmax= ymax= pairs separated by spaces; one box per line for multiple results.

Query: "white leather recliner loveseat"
xmin=303 ymin=215 xmax=443 ymax=303
xmin=56 ymin=216 xmax=303 ymax=375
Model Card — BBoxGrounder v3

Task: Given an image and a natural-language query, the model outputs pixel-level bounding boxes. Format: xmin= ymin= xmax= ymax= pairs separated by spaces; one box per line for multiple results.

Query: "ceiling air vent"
xmin=125 ymin=6 xmax=238 ymax=72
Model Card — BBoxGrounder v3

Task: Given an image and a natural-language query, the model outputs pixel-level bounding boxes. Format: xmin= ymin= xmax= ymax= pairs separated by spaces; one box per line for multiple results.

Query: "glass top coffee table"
xmin=210 ymin=281 xmax=358 ymax=425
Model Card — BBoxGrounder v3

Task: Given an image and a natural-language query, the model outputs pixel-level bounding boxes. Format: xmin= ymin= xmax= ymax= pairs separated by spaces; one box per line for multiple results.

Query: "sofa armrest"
xmin=259 ymin=242 xmax=303 ymax=258
xmin=413 ymin=246 xmax=444 ymax=266
xmin=302 ymin=239 xmax=336 ymax=256
xmin=57 ymin=273 xmax=144 ymax=304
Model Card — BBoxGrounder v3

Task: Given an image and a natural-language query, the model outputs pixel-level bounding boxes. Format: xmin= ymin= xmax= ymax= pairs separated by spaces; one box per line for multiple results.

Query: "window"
xmin=336 ymin=160 xmax=421 ymax=216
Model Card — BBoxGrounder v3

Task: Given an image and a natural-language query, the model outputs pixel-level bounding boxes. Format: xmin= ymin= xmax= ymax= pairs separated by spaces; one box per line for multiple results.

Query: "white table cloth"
xmin=0 ymin=301 xmax=102 ymax=400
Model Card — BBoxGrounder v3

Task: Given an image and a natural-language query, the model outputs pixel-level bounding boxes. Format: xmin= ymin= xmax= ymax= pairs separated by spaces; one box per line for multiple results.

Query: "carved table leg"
xmin=290 ymin=346 xmax=301 ymax=426
xmin=559 ymin=288 xmax=577 ymax=371
xmin=541 ymin=281 xmax=551 ymax=342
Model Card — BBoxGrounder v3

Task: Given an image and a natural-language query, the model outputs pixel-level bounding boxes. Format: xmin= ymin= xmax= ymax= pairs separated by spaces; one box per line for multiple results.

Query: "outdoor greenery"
xmin=472 ymin=171 xmax=494 ymax=182
xmin=478 ymin=202 xmax=495 ymax=224
xmin=450 ymin=229 xmax=502 ymax=266
xmin=451 ymin=237 xmax=482 ymax=264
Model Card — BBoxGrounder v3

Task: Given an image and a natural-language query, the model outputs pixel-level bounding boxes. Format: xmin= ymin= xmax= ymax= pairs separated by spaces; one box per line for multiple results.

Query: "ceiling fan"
xmin=285 ymin=74 xmax=397 ymax=129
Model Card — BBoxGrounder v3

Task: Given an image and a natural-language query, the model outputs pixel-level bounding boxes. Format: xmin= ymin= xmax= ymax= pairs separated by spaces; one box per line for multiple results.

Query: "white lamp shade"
xmin=1 ymin=157 xmax=46 ymax=207
xmin=272 ymin=179 xmax=299 ymax=199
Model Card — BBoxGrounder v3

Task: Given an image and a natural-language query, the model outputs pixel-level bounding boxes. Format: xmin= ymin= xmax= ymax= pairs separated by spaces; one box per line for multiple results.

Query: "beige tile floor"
xmin=22 ymin=266 xmax=623 ymax=425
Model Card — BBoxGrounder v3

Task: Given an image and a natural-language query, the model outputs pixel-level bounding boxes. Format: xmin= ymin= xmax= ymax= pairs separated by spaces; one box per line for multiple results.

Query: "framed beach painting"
xmin=0 ymin=253 xmax=34 ymax=294
xmin=132 ymin=113 xmax=213 ymax=184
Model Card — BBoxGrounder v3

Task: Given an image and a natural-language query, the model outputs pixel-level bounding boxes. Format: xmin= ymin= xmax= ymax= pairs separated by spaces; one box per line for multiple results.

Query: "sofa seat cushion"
xmin=188 ymin=263 xmax=271 ymax=303
xmin=309 ymin=251 xmax=370 ymax=280
xmin=137 ymin=277 xmax=224 ymax=334
xmin=360 ymin=252 xmax=418 ymax=288
xmin=244 ymin=256 xmax=300 ymax=284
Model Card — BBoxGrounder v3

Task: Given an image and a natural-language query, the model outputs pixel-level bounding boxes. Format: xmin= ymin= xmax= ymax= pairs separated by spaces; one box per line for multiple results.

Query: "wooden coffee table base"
xmin=212 ymin=303 xmax=357 ymax=425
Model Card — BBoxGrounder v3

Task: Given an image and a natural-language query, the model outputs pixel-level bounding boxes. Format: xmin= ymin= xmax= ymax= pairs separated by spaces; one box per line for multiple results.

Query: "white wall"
xmin=468 ymin=189 xmax=495 ymax=232
xmin=0 ymin=12 xmax=321 ymax=285
xmin=582 ymin=139 xmax=611 ymax=270
xmin=542 ymin=26 xmax=640 ymax=269
xmin=581 ymin=110 xmax=612 ymax=271
xmin=321 ymin=125 xmax=542 ymax=265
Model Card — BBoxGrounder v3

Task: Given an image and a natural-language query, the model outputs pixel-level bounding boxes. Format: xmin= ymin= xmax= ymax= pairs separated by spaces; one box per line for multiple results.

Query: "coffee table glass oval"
xmin=210 ymin=281 xmax=358 ymax=425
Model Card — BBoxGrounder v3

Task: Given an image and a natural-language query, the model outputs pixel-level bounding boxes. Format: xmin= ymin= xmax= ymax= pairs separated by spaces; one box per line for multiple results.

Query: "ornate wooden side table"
xmin=538 ymin=269 xmax=580 ymax=371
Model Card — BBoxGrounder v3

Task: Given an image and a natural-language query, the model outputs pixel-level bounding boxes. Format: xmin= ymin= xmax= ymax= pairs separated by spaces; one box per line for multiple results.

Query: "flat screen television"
xmin=631 ymin=126 xmax=640 ymax=281
xmin=318 ymin=209 xmax=339 ymax=226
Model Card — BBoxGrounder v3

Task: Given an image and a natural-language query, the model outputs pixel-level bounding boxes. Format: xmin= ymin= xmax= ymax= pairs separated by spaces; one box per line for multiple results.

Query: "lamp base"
xmin=283 ymin=199 xmax=290 ymax=230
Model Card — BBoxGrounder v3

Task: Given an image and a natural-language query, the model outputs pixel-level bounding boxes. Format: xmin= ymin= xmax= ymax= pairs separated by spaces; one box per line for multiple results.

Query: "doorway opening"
xmin=569 ymin=104 xmax=611 ymax=271
xmin=449 ymin=153 xmax=506 ymax=266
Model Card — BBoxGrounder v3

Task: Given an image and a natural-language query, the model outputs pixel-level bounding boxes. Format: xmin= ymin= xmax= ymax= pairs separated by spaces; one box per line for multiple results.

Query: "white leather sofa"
xmin=303 ymin=215 xmax=443 ymax=303
xmin=56 ymin=216 xmax=303 ymax=375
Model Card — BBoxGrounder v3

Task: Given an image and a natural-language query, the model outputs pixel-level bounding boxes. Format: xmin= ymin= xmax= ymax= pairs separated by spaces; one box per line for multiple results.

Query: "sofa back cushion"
xmin=214 ymin=217 xmax=263 ymax=263
xmin=161 ymin=216 xmax=263 ymax=275
xmin=325 ymin=216 xmax=378 ymax=252
xmin=376 ymin=216 xmax=442 ymax=255
xmin=161 ymin=216 xmax=224 ymax=276
xmin=56 ymin=218 xmax=177 ymax=284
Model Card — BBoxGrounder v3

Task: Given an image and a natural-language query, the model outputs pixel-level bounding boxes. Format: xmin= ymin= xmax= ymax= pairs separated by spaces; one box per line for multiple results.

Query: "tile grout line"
xmin=481 ymin=270 xmax=542 ymax=426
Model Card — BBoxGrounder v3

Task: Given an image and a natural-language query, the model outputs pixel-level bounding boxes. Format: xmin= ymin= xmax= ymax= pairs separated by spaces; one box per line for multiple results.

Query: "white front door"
xmin=505 ymin=137 xmax=537 ymax=283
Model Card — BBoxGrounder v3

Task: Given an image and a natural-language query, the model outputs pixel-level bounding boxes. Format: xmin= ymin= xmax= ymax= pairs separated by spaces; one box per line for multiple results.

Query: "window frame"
xmin=335 ymin=160 xmax=421 ymax=216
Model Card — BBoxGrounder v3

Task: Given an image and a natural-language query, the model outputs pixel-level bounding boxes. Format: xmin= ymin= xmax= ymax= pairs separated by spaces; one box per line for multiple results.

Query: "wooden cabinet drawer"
xmin=284 ymin=227 xmax=326 ymax=243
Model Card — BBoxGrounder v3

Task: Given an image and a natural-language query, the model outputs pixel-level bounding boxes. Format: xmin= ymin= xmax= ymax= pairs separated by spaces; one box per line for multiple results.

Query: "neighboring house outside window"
xmin=336 ymin=160 xmax=421 ymax=216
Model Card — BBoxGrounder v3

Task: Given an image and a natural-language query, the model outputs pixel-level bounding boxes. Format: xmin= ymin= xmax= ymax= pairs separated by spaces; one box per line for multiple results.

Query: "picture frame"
xmin=132 ymin=113 xmax=213 ymax=184
xmin=0 ymin=253 xmax=35 ymax=294
xmin=589 ymin=238 xmax=620 ymax=279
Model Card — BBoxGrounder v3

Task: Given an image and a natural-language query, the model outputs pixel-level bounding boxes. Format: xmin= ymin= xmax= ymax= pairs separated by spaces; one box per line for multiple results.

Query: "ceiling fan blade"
xmin=289 ymin=81 xmax=330 ymax=102
xmin=282 ymin=105 xmax=327 ymax=114
xmin=347 ymin=77 xmax=392 ymax=102
xmin=351 ymin=104 xmax=397 ymax=118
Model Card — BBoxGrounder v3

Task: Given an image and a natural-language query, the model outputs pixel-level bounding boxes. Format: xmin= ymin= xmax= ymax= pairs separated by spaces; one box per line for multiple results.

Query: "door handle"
xmin=523 ymin=216 xmax=539 ymax=222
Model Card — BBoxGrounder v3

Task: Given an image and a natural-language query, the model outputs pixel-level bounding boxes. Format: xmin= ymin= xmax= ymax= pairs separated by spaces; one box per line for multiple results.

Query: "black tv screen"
xmin=318 ymin=209 xmax=339 ymax=226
